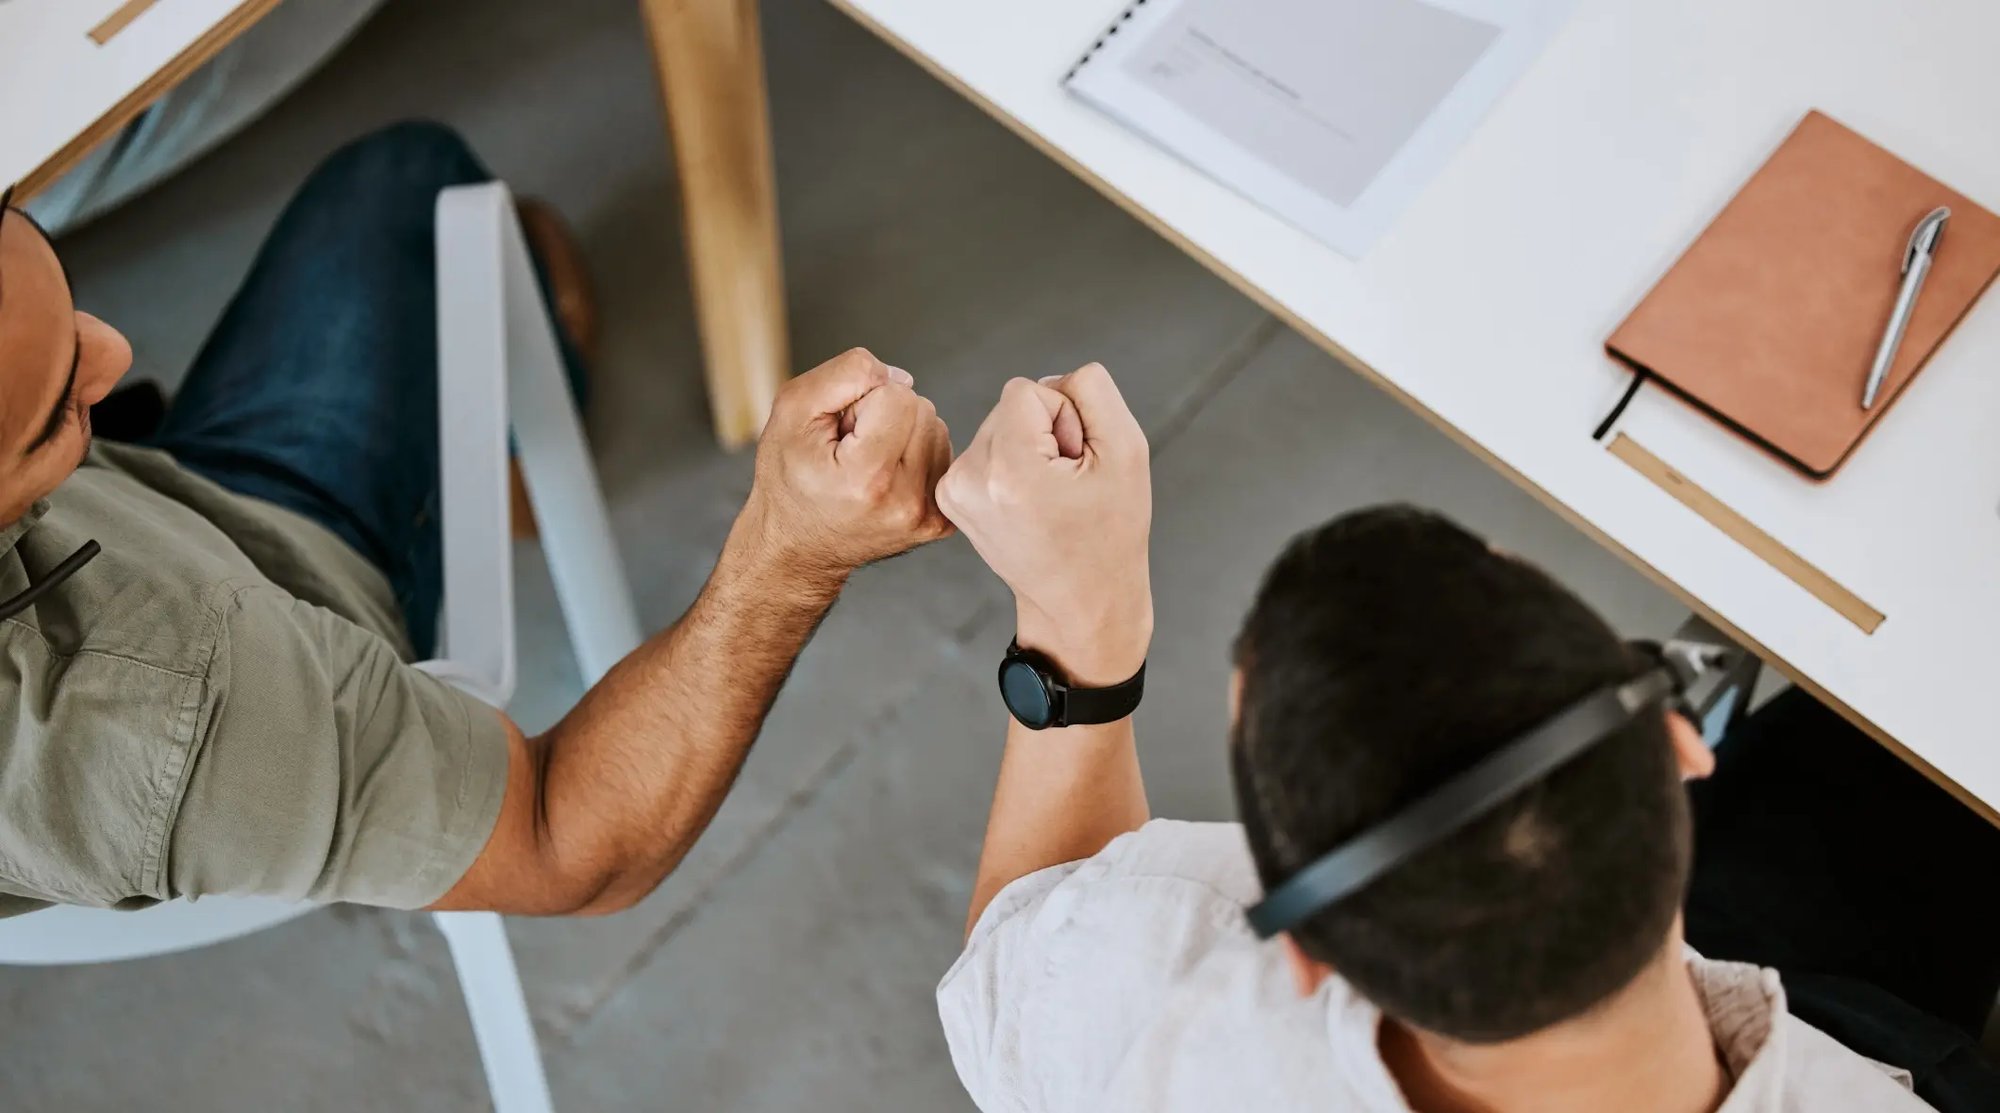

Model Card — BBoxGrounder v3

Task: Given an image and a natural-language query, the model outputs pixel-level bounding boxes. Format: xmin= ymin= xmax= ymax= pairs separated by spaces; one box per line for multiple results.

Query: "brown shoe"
xmin=516 ymin=198 xmax=599 ymax=366
xmin=509 ymin=199 xmax=598 ymax=538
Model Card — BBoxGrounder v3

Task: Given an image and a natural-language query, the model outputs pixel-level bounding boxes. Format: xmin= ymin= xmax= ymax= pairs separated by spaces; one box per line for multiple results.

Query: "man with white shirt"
xmin=930 ymin=363 xmax=1988 ymax=1112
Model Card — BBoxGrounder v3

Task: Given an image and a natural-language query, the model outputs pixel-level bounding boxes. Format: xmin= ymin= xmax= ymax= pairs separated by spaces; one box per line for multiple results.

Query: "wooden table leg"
xmin=639 ymin=0 xmax=790 ymax=448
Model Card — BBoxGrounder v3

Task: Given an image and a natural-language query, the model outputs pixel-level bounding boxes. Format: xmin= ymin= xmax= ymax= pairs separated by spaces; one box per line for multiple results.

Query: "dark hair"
xmin=1231 ymin=505 xmax=1689 ymax=1043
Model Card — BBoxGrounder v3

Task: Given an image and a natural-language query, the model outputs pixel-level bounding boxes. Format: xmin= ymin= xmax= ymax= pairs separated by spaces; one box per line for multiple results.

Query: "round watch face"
xmin=999 ymin=658 xmax=1056 ymax=729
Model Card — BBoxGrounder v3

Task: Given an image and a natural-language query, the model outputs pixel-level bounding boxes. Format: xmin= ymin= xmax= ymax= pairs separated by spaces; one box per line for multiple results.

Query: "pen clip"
xmin=1902 ymin=206 xmax=1951 ymax=274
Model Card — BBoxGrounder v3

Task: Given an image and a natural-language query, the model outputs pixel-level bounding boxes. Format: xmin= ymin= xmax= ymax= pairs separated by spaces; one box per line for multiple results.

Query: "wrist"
xmin=1013 ymin=594 xmax=1153 ymax=689
xmin=723 ymin=496 xmax=849 ymax=606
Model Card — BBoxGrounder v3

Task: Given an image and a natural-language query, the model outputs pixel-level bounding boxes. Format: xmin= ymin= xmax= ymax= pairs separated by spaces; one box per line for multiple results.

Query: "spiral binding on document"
xmin=1062 ymin=0 xmax=1154 ymax=84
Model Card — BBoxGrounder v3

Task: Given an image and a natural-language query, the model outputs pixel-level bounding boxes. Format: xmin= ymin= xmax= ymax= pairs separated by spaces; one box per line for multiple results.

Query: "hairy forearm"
xmin=533 ymin=504 xmax=843 ymax=912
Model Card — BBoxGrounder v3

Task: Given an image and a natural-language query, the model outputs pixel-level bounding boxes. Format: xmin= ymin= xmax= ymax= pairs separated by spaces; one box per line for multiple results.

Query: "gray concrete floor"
xmin=0 ymin=0 xmax=1682 ymax=1108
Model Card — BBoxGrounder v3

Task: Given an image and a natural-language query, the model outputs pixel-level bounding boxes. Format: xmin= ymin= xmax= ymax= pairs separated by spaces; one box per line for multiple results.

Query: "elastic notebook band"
xmin=1592 ymin=368 xmax=1648 ymax=441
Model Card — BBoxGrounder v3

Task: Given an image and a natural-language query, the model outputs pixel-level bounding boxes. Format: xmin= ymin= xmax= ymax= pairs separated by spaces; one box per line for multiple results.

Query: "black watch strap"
xmin=1009 ymin=639 xmax=1146 ymax=726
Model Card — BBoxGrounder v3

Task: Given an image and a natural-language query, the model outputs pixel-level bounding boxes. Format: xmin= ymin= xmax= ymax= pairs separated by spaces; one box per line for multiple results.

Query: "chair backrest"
xmin=0 ymin=181 xmax=638 ymax=964
xmin=431 ymin=182 xmax=520 ymax=707
xmin=445 ymin=182 xmax=639 ymax=685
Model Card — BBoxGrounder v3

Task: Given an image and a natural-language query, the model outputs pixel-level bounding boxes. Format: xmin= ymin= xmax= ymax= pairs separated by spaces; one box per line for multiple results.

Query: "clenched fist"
xmin=937 ymin=363 xmax=1152 ymax=686
xmin=738 ymin=348 xmax=955 ymax=585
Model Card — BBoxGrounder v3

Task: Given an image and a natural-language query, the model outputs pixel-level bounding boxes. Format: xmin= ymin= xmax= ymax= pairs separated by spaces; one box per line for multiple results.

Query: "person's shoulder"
xmin=1687 ymin=956 xmax=1934 ymax=1111
xmin=1082 ymin=819 xmax=1265 ymax=905
xmin=1777 ymin=1018 xmax=1934 ymax=1110
xmin=954 ymin=819 xmax=1259 ymax=963
xmin=940 ymin=821 xmax=1383 ymax=1113
xmin=954 ymin=820 xmax=1259 ymax=951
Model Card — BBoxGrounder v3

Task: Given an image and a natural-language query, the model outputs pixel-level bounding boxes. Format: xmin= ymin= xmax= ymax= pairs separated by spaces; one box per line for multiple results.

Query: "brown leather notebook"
xmin=1606 ymin=111 xmax=2000 ymax=478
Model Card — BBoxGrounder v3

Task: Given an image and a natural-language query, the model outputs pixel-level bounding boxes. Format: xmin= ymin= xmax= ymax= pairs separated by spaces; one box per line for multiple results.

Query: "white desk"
xmin=0 ymin=1 xmax=279 ymax=195
xmin=831 ymin=0 xmax=2000 ymax=820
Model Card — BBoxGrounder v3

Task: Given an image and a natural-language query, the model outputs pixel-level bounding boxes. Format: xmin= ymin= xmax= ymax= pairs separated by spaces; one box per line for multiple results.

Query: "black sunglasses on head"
xmin=0 ymin=183 xmax=105 ymax=620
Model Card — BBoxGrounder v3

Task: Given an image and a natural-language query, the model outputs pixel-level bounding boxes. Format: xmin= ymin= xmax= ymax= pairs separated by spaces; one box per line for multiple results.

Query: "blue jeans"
xmin=148 ymin=121 xmax=580 ymax=657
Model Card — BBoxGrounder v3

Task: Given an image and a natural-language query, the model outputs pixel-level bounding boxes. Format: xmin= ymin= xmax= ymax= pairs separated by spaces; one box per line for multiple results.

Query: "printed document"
xmin=1066 ymin=0 xmax=1572 ymax=256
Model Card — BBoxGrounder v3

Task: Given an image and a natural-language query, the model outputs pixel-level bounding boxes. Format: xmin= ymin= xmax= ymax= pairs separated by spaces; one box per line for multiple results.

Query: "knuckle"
xmin=803 ymin=347 xmax=884 ymax=392
xmin=844 ymin=348 xmax=887 ymax=382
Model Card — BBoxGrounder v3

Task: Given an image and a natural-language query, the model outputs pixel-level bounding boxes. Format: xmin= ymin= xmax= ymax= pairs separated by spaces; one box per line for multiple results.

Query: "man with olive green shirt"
xmin=0 ymin=122 xmax=955 ymax=918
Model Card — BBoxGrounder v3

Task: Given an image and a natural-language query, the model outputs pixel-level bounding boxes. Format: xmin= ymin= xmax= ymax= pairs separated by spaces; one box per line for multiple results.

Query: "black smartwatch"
xmin=997 ymin=640 xmax=1146 ymax=730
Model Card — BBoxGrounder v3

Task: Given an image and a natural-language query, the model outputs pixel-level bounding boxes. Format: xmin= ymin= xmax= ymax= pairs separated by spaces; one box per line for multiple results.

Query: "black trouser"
xmin=1686 ymin=688 xmax=2000 ymax=1111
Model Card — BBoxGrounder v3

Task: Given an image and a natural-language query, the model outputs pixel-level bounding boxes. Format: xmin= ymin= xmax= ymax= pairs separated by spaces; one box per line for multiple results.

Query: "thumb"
xmin=995 ymin=377 xmax=1081 ymax=463
xmin=839 ymin=380 xmax=918 ymax=470
xmin=1045 ymin=362 xmax=1142 ymax=455
xmin=1036 ymin=376 xmax=1086 ymax=459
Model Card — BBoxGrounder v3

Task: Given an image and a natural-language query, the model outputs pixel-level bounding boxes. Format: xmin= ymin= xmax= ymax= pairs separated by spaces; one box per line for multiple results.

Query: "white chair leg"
xmin=434 ymin=911 xmax=554 ymax=1113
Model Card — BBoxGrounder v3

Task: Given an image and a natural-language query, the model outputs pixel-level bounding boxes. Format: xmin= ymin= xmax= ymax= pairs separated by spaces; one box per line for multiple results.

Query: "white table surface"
xmin=0 ymin=0 xmax=252 ymax=189
xmin=833 ymin=0 xmax=2000 ymax=812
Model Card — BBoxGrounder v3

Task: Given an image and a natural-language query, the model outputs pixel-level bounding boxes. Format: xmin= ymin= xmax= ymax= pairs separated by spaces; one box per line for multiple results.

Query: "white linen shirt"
xmin=938 ymin=819 xmax=1931 ymax=1113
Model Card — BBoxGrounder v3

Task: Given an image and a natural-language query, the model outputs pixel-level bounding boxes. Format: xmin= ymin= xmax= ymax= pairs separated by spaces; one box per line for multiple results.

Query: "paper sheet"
xmin=1066 ymin=0 xmax=1572 ymax=256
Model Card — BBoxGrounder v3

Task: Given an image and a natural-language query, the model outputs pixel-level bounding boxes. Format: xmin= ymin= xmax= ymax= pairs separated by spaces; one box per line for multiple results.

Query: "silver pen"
xmin=1862 ymin=205 xmax=1951 ymax=410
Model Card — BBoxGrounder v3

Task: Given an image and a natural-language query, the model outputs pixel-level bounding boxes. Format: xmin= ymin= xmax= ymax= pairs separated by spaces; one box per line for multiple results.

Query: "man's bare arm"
xmin=433 ymin=349 xmax=954 ymax=915
xmin=937 ymin=365 xmax=1155 ymax=936
xmin=964 ymin=715 xmax=1149 ymax=936
xmin=433 ymin=508 xmax=840 ymax=914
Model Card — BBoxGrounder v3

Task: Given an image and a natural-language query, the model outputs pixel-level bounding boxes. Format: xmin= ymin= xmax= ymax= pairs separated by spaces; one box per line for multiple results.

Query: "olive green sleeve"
xmin=166 ymin=584 xmax=510 ymax=908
